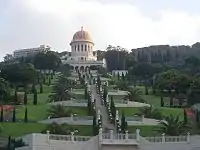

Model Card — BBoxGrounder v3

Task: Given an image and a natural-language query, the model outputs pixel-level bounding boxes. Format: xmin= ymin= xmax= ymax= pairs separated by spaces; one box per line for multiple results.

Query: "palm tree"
xmin=47 ymin=105 xmax=73 ymax=118
xmin=138 ymin=106 xmax=162 ymax=119
xmin=125 ymin=88 xmax=144 ymax=103
xmin=157 ymin=114 xmax=190 ymax=136
xmin=42 ymin=122 xmax=72 ymax=135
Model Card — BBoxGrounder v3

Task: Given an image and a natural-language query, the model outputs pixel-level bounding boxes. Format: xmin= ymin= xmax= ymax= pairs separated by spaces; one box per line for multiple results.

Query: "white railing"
xmin=49 ymin=133 xmax=91 ymax=142
xmin=145 ymin=133 xmax=190 ymax=143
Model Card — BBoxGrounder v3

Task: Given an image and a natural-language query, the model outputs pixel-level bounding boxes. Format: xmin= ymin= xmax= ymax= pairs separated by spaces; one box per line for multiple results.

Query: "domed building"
xmin=64 ymin=27 xmax=106 ymax=71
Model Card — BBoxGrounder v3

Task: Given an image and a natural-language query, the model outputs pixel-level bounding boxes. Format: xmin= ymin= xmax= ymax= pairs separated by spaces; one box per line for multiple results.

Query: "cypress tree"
xmin=0 ymin=106 xmax=3 ymax=122
xmin=184 ymin=109 xmax=188 ymax=123
xmin=145 ymin=86 xmax=148 ymax=95
xmin=121 ymin=111 xmax=126 ymax=133
xmin=24 ymin=107 xmax=28 ymax=123
xmin=170 ymin=96 xmax=173 ymax=107
xmin=31 ymin=84 xmax=36 ymax=94
xmin=40 ymin=83 xmax=43 ymax=93
xmin=33 ymin=91 xmax=38 ymax=105
xmin=84 ymin=87 xmax=88 ymax=99
xmin=43 ymin=76 xmax=46 ymax=84
xmin=24 ymin=92 xmax=27 ymax=105
xmin=12 ymin=108 xmax=16 ymax=122
xmin=48 ymin=76 xmax=51 ymax=86
xmin=51 ymin=73 xmax=54 ymax=79
xmin=117 ymin=72 xmax=120 ymax=80
xmin=7 ymin=136 xmax=11 ymax=150
xmin=92 ymin=115 xmax=98 ymax=135
xmin=87 ymin=97 xmax=91 ymax=115
xmin=160 ymin=95 xmax=164 ymax=107
xmin=14 ymin=90 xmax=18 ymax=104
xmin=93 ymin=78 xmax=96 ymax=84
xmin=196 ymin=110 xmax=199 ymax=123
xmin=122 ymin=72 xmax=125 ymax=81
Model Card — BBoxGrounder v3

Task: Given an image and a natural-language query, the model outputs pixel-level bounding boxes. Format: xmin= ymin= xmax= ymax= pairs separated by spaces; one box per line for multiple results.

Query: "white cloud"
xmin=1 ymin=0 xmax=200 ymax=59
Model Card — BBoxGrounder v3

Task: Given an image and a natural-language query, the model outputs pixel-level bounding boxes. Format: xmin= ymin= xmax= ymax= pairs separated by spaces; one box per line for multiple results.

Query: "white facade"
xmin=13 ymin=45 xmax=51 ymax=58
xmin=63 ymin=27 xmax=105 ymax=70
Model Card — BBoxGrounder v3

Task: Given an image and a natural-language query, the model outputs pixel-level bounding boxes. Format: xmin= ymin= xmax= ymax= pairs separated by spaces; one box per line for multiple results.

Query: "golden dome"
xmin=71 ymin=27 xmax=93 ymax=44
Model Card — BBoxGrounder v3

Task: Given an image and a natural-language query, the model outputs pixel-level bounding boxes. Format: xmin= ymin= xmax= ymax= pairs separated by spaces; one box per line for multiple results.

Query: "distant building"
xmin=13 ymin=45 xmax=51 ymax=58
xmin=62 ymin=27 xmax=106 ymax=70
xmin=112 ymin=70 xmax=128 ymax=76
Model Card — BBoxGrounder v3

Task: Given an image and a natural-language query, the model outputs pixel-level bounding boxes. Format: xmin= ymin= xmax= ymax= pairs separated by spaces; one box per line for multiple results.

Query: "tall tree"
xmin=14 ymin=90 xmax=18 ymax=104
xmin=33 ymin=91 xmax=38 ymax=105
xmin=12 ymin=108 xmax=16 ymax=123
xmin=92 ymin=115 xmax=98 ymax=135
xmin=0 ymin=107 xmax=3 ymax=122
xmin=24 ymin=107 xmax=28 ymax=123
xmin=183 ymin=109 xmax=188 ymax=123
xmin=84 ymin=86 xmax=88 ymax=99
xmin=121 ymin=111 xmax=126 ymax=133
xmin=160 ymin=95 xmax=164 ymax=107
xmin=40 ymin=83 xmax=43 ymax=93
xmin=23 ymin=92 xmax=27 ymax=105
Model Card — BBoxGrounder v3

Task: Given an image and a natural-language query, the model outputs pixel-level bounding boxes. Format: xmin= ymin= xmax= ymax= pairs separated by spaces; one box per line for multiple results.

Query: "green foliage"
xmin=139 ymin=107 xmax=162 ymax=120
xmin=157 ymin=115 xmax=190 ymax=136
xmin=34 ymin=51 xmax=61 ymax=71
xmin=0 ymin=63 xmax=37 ymax=86
xmin=47 ymin=105 xmax=73 ymax=118
xmin=84 ymin=86 xmax=88 ymax=99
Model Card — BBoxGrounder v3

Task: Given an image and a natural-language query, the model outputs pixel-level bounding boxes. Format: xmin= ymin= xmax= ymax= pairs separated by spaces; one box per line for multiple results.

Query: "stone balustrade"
xmin=48 ymin=132 xmax=91 ymax=142
xmin=145 ymin=133 xmax=190 ymax=143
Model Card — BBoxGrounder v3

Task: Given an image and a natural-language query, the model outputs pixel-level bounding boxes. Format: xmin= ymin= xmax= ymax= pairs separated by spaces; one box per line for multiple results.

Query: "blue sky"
xmin=1 ymin=0 xmax=200 ymax=59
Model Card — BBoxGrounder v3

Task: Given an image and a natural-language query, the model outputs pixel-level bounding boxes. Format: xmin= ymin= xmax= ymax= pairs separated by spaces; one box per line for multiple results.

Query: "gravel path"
xmin=90 ymin=85 xmax=115 ymax=131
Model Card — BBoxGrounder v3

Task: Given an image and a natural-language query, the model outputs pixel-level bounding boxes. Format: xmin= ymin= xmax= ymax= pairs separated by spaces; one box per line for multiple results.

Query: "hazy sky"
xmin=1 ymin=0 xmax=200 ymax=58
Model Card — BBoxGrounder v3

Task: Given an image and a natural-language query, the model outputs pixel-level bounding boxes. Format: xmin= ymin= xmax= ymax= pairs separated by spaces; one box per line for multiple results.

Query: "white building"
xmin=16 ymin=129 xmax=200 ymax=150
xmin=112 ymin=70 xmax=128 ymax=76
xmin=13 ymin=45 xmax=51 ymax=58
xmin=63 ymin=27 xmax=106 ymax=71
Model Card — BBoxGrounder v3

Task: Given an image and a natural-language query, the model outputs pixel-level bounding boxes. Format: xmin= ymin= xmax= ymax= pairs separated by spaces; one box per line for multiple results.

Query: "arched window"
xmin=81 ymin=44 xmax=83 ymax=51
xmin=78 ymin=45 xmax=80 ymax=52
xmin=85 ymin=45 xmax=87 ymax=52
xmin=74 ymin=45 xmax=76 ymax=52
xmin=88 ymin=45 xmax=90 ymax=51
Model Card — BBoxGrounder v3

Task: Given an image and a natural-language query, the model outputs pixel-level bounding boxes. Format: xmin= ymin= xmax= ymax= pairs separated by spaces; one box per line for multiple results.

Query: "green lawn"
xmin=15 ymin=105 xmax=89 ymax=121
xmin=142 ymin=95 xmax=170 ymax=107
xmin=0 ymin=123 xmax=92 ymax=137
xmin=27 ymin=93 xmax=50 ymax=105
xmin=128 ymin=125 xmax=158 ymax=137
xmin=16 ymin=105 xmax=49 ymax=121
xmin=74 ymin=94 xmax=85 ymax=99
xmin=118 ymin=107 xmax=184 ymax=119
xmin=69 ymin=107 xmax=89 ymax=116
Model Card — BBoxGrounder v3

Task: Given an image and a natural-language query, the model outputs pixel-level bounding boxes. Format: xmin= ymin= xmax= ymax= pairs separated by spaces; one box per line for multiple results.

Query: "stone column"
xmin=110 ymin=130 xmax=113 ymax=141
xmin=187 ymin=132 xmax=190 ymax=143
xmin=99 ymin=128 xmax=103 ymax=142
xmin=162 ymin=133 xmax=165 ymax=143
xmin=136 ymin=129 xmax=140 ymax=142
xmin=70 ymin=114 xmax=73 ymax=122
xmin=46 ymin=130 xmax=50 ymax=143
xmin=125 ymin=130 xmax=128 ymax=140
xmin=71 ymin=132 xmax=75 ymax=142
